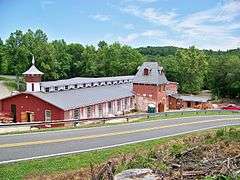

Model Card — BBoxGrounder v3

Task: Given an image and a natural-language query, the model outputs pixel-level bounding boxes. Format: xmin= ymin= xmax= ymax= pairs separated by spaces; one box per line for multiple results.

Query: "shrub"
xmin=170 ymin=144 xmax=185 ymax=156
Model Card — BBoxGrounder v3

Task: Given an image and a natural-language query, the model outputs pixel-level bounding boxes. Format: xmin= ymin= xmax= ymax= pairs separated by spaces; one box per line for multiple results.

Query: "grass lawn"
xmin=0 ymin=126 xmax=239 ymax=180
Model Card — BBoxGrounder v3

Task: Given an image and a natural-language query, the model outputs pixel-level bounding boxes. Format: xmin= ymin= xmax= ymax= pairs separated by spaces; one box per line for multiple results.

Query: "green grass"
xmin=0 ymin=76 xmax=25 ymax=92
xmin=0 ymin=136 xmax=170 ymax=180
xmin=3 ymin=81 xmax=25 ymax=91
xmin=0 ymin=77 xmax=13 ymax=81
xmin=135 ymin=110 xmax=239 ymax=122
xmin=0 ymin=126 xmax=239 ymax=180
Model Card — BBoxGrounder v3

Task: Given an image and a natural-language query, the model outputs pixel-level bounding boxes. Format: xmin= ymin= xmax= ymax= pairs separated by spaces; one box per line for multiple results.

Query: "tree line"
xmin=0 ymin=29 xmax=143 ymax=81
xmin=0 ymin=29 xmax=239 ymax=99
xmin=137 ymin=46 xmax=240 ymax=99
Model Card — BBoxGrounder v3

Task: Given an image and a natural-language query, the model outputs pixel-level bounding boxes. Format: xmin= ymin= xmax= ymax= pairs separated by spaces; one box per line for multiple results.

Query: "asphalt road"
xmin=0 ymin=81 xmax=11 ymax=99
xmin=0 ymin=114 xmax=240 ymax=164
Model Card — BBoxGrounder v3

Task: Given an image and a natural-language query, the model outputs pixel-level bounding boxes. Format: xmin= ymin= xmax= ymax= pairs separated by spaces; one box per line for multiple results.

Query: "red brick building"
xmin=0 ymin=60 xmax=210 ymax=123
xmin=133 ymin=62 xmax=210 ymax=112
xmin=0 ymin=57 xmax=135 ymax=122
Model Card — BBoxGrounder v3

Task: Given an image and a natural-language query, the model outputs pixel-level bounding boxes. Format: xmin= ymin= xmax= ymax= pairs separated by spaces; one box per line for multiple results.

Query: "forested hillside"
xmin=137 ymin=46 xmax=240 ymax=99
xmin=0 ymin=29 xmax=239 ymax=99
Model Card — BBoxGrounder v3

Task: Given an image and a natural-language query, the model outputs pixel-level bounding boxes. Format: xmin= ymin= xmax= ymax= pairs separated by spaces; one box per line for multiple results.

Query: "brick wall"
xmin=133 ymin=83 xmax=169 ymax=112
xmin=1 ymin=93 xmax=64 ymax=122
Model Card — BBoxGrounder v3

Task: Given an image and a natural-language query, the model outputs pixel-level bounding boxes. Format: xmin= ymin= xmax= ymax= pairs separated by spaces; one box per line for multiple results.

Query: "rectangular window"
xmin=55 ymin=86 xmax=58 ymax=91
xmin=74 ymin=84 xmax=78 ymax=88
xmin=108 ymin=102 xmax=112 ymax=113
xmin=124 ymin=98 xmax=128 ymax=109
xmin=117 ymin=100 xmax=121 ymax=111
xmin=65 ymin=85 xmax=68 ymax=90
xmin=98 ymin=104 xmax=103 ymax=117
xmin=74 ymin=109 xmax=80 ymax=119
xmin=130 ymin=97 xmax=133 ymax=108
xmin=144 ymin=68 xmax=149 ymax=75
xmin=31 ymin=83 xmax=34 ymax=91
xmin=45 ymin=110 xmax=51 ymax=121
xmin=45 ymin=87 xmax=50 ymax=92
xmin=87 ymin=106 xmax=91 ymax=118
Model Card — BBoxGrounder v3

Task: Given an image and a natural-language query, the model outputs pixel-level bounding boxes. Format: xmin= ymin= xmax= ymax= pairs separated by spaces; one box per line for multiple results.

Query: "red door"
xmin=158 ymin=103 xmax=164 ymax=112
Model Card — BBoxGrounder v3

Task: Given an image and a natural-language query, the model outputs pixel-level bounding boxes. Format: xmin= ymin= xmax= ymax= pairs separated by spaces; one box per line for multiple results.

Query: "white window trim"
xmin=45 ymin=110 xmax=51 ymax=122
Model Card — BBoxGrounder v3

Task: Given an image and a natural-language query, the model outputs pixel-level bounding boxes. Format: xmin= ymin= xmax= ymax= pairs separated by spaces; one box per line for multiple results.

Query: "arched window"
xmin=143 ymin=68 xmax=149 ymax=75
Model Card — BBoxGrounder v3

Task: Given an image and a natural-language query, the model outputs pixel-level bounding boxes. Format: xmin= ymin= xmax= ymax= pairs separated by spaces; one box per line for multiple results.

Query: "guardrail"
xmin=0 ymin=109 xmax=239 ymax=128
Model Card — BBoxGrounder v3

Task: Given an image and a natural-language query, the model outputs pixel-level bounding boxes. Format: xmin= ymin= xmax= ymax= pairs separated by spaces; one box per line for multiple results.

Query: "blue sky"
xmin=0 ymin=0 xmax=239 ymax=50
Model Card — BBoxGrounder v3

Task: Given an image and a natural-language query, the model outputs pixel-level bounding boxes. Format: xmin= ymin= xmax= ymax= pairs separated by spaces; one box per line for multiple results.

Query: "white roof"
xmin=32 ymin=84 xmax=133 ymax=110
xmin=170 ymin=94 xmax=210 ymax=103
xmin=22 ymin=65 xmax=44 ymax=75
xmin=40 ymin=76 xmax=133 ymax=87
xmin=133 ymin=62 xmax=169 ymax=85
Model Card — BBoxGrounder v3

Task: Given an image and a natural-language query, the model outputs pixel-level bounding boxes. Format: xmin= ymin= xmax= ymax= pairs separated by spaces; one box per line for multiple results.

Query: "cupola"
xmin=22 ymin=55 xmax=44 ymax=92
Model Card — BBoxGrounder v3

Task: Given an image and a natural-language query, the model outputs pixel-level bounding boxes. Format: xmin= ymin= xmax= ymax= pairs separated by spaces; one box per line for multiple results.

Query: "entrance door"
xmin=11 ymin=104 xmax=17 ymax=123
xmin=27 ymin=112 xmax=31 ymax=122
xmin=158 ymin=103 xmax=164 ymax=112
xmin=26 ymin=112 xmax=35 ymax=122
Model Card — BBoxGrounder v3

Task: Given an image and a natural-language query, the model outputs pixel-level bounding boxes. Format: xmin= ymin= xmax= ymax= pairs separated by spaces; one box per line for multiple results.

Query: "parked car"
xmin=222 ymin=104 xmax=240 ymax=111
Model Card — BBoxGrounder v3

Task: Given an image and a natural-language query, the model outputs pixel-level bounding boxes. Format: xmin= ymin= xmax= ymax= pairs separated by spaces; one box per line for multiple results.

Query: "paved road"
xmin=0 ymin=115 xmax=240 ymax=164
xmin=0 ymin=81 xmax=11 ymax=99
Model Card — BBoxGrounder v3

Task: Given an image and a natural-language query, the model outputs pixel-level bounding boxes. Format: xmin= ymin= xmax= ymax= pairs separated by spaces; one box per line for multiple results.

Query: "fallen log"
xmin=182 ymin=171 xmax=206 ymax=176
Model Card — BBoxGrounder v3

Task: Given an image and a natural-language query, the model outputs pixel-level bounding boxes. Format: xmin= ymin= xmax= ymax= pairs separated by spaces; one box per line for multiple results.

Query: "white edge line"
xmin=1 ymin=114 xmax=239 ymax=137
xmin=0 ymin=123 xmax=239 ymax=165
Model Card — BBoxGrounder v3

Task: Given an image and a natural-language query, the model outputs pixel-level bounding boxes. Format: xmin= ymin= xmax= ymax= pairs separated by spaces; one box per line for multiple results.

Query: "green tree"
xmin=51 ymin=40 xmax=71 ymax=79
xmin=210 ymin=55 xmax=240 ymax=98
xmin=81 ymin=45 xmax=98 ymax=77
xmin=67 ymin=43 xmax=85 ymax=77
xmin=173 ymin=47 xmax=208 ymax=94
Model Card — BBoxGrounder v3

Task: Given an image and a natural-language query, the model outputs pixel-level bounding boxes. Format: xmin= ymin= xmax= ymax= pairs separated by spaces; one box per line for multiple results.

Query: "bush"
xmin=170 ymin=144 xmax=185 ymax=156
xmin=214 ymin=127 xmax=240 ymax=142
xmin=215 ymin=128 xmax=225 ymax=138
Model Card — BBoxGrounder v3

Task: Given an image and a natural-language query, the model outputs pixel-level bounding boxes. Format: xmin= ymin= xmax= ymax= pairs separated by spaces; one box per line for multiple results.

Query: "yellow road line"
xmin=0 ymin=118 xmax=239 ymax=148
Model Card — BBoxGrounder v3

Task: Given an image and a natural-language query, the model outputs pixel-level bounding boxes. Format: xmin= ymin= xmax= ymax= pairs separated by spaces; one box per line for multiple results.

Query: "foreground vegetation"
xmin=0 ymin=29 xmax=240 ymax=98
xmin=0 ymin=126 xmax=239 ymax=180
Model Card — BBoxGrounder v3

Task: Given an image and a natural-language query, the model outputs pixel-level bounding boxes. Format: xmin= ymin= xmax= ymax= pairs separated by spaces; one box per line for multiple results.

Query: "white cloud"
xmin=90 ymin=14 xmax=110 ymax=21
xmin=124 ymin=23 xmax=135 ymax=30
xmin=121 ymin=0 xmax=240 ymax=50
xmin=175 ymin=0 xmax=240 ymax=49
xmin=118 ymin=33 xmax=139 ymax=43
xmin=141 ymin=29 xmax=165 ymax=37
xmin=118 ymin=29 xmax=165 ymax=43
xmin=142 ymin=8 xmax=177 ymax=26
xmin=122 ymin=6 xmax=177 ymax=26
xmin=41 ymin=0 xmax=54 ymax=10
